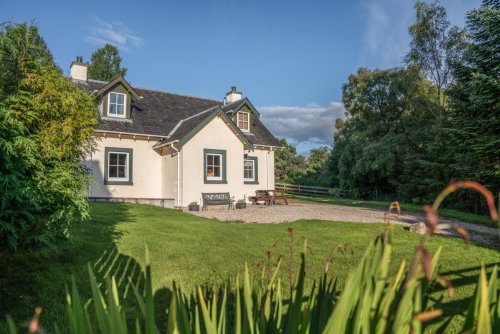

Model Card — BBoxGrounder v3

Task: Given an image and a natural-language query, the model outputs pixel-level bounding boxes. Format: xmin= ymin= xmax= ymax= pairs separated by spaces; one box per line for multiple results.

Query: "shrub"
xmin=0 ymin=23 xmax=98 ymax=250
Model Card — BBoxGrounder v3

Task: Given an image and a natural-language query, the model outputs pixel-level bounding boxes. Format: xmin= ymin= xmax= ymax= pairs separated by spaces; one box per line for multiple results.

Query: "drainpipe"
xmin=170 ymin=141 xmax=181 ymax=207
xmin=266 ymin=147 xmax=275 ymax=190
xmin=89 ymin=152 xmax=92 ymax=197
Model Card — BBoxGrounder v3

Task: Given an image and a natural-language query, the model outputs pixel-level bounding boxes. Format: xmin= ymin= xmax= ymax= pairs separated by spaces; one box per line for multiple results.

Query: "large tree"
xmin=330 ymin=66 xmax=443 ymax=200
xmin=405 ymin=1 xmax=466 ymax=108
xmin=444 ymin=0 xmax=500 ymax=211
xmin=295 ymin=146 xmax=332 ymax=187
xmin=87 ymin=43 xmax=127 ymax=81
xmin=274 ymin=138 xmax=306 ymax=182
xmin=0 ymin=23 xmax=98 ymax=250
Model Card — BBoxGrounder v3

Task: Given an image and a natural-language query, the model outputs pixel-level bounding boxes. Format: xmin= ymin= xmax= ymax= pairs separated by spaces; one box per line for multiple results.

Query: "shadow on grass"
xmin=0 ymin=202 xmax=140 ymax=332
xmin=423 ymin=261 xmax=500 ymax=333
xmin=92 ymin=243 xmax=174 ymax=333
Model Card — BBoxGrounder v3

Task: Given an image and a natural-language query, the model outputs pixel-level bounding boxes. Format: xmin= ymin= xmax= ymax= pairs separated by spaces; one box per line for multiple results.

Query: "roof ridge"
xmin=86 ymin=78 xmax=222 ymax=103
xmin=167 ymin=105 xmax=220 ymax=137
xmin=134 ymin=86 xmax=221 ymax=103
xmin=223 ymin=98 xmax=244 ymax=108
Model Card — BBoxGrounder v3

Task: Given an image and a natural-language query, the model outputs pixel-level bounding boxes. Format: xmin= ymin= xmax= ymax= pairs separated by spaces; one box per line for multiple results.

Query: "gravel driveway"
xmin=189 ymin=203 xmax=499 ymax=247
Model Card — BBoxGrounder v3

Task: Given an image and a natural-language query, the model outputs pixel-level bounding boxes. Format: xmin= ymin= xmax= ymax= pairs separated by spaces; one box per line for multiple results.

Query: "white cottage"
xmin=71 ymin=57 xmax=280 ymax=208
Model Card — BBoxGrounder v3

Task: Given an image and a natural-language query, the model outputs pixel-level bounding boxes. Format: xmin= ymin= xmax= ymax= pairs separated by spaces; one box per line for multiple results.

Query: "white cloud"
xmin=259 ymin=102 xmax=346 ymax=155
xmin=361 ymin=0 xmax=413 ymax=67
xmin=361 ymin=0 xmax=480 ymax=68
xmin=86 ymin=16 xmax=143 ymax=51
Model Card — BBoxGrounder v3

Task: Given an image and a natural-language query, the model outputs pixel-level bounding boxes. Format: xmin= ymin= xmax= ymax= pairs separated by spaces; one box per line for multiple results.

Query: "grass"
xmin=288 ymin=193 xmax=495 ymax=226
xmin=1 ymin=202 xmax=499 ymax=333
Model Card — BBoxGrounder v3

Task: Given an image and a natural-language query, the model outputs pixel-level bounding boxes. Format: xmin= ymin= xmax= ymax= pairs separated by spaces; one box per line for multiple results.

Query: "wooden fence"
xmin=275 ymin=183 xmax=350 ymax=198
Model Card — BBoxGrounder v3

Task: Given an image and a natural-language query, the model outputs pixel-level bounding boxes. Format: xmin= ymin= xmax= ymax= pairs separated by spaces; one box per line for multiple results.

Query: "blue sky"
xmin=2 ymin=0 xmax=479 ymax=154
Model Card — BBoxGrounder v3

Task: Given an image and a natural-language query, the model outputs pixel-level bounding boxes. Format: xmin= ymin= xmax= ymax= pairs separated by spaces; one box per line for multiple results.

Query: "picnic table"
xmin=248 ymin=190 xmax=288 ymax=205
xmin=268 ymin=189 xmax=288 ymax=205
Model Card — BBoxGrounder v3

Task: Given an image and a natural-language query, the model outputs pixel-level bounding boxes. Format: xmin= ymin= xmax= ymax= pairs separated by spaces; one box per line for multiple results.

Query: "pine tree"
xmin=87 ymin=43 xmax=127 ymax=81
xmin=445 ymin=0 xmax=500 ymax=211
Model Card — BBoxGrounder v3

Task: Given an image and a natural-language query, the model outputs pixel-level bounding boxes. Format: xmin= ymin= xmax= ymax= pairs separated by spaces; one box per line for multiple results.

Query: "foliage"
xmin=0 ymin=23 xmax=98 ymax=250
xmin=274 ymin=138 xmax=306 ymax=182
xmin=443 ymin=0 xmax=500 ymax=212
xmin=330 ymin=66 xmax=444 ymax=201
xmin=329 ymin=1 xmax=499 ymax=213
xmin=294 ymin=147 xmax=332 ymax=187
xmin=274 ymin=140 xmax=333 ymax=187
xmin=405 ymin=1 xmax=466 ymax=107
xmin=88 ymin=43 xmax=127 ymax=81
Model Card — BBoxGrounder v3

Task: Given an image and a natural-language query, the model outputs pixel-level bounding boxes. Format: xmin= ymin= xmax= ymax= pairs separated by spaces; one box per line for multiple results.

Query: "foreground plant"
xmin=5 ymin=181 xmax=499 ymax=333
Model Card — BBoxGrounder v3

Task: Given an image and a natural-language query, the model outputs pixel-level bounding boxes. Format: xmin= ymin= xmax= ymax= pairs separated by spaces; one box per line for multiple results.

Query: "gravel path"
xmin=189 ymin=203 xmax=499 ymax=247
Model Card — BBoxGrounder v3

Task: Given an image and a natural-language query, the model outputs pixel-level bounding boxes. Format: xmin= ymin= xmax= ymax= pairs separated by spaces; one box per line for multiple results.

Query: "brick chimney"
xmin=70 ymin=56 xmax=88 ymax=81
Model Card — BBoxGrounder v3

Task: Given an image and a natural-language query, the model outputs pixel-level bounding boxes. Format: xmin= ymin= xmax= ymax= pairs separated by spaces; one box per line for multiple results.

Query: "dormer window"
xmin=237 ymin=111 xmax=250 ymax=132
xmin=108 ymin=92 xmax=126 ymax=118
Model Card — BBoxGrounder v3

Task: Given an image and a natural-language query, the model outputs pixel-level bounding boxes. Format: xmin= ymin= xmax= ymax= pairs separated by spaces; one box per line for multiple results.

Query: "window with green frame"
xmin=104 ymin=147 xmax=133 ymax=185
xmin=244 ymin=156 xmax=258 ymax=184
xmin=204 ymin=149 xmax=227 ymax=184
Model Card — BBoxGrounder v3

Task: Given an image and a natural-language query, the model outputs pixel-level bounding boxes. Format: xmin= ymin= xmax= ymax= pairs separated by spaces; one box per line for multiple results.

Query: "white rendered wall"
xmin=179 ymin=116 xmax=275 ymax=206
xmin=87 ymin=136 xmax=164 ymax=199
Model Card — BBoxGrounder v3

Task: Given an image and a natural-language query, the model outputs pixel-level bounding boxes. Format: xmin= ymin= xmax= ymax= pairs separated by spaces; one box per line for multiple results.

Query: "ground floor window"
xmin=204 ymin=149 xmax=227 ymax=184
xmin=244 ymin=156 xmax=258 ymax=184
xmin=207 ymin=154 xmax=222 ymax=180
xmin=105 ymin=147 xmax=133 ymax=185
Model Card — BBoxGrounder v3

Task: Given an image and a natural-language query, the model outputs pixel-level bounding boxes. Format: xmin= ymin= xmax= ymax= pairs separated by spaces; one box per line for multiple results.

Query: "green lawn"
xmin=1 ymin=202 xmax=498 ymax=333
xmin=288 ymin=193 xmax=496 ymax=226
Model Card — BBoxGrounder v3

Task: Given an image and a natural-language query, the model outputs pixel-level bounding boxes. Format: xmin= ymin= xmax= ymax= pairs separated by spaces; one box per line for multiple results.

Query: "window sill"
xmin=105 ymin=180 xmax=133 ymax=185
xmin=204 ymin=180 xmax=228 ymax=184
xmin=101 ymin=116 xmax=132 ymax=123
xmin=244 ymin=181 xmax=259 ymax=185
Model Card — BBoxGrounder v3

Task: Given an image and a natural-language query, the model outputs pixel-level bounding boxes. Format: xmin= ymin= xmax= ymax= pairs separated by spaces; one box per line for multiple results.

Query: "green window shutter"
xmin=203 ymin=149 xmax=227 ymax=184
xmin=104 ymin=147 xmax=133 ymax=185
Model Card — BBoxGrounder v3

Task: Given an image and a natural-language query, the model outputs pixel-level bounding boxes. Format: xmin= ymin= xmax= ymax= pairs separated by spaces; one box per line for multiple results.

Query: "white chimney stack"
xmin=70 ymin=56 xmax=88 ymax=81
xmin=225 ymin=86 xmax=242 ymax=104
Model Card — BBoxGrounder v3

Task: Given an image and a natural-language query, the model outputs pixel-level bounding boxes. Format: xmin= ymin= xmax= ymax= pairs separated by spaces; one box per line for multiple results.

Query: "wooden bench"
xmin=201 ymin=192 xmax=234 ymax=210
xmin=248 ymin=190 xmax=272 ymax=205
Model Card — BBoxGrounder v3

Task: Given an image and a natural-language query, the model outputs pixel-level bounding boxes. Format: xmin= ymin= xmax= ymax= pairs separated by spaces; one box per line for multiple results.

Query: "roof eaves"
xmin=152 ymin=139 xmax=179 ymax=149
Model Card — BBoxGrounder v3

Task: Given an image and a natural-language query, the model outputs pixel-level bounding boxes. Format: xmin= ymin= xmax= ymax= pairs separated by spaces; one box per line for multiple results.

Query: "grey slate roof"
xmin=79 ymin=79 xmax=280 ymax=147
xmin=165 ymin=106 xmax=220 ymax=142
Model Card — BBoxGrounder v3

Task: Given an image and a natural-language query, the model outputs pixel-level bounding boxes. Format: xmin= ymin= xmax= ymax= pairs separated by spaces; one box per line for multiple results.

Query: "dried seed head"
xmin=28 ymin=307 xmax=42 ymax=333
xmin=450 ymin=223 xmax=471 ymax=245
xmin=414 ymin=309 xmax=443 ymax=322
xmin=436 ymin=275 xmax=455 ymax=299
